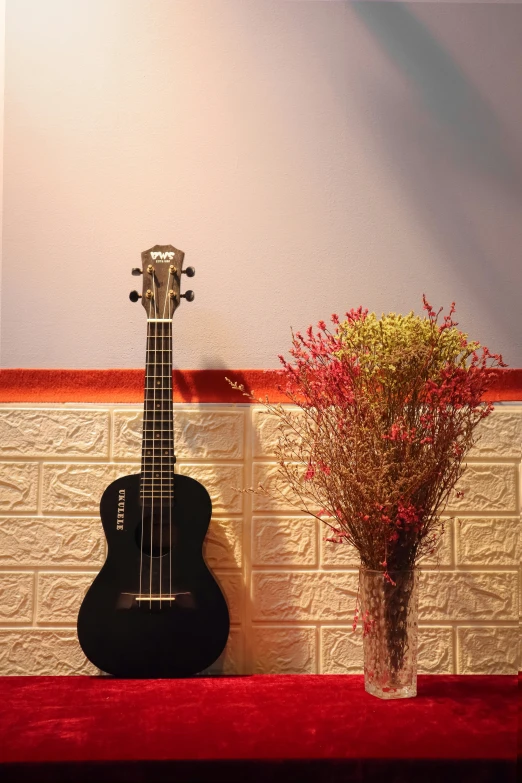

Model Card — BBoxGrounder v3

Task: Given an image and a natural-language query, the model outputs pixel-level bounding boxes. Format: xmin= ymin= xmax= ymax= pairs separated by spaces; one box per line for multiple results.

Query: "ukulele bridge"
xmin=117 ymin=592 xmax=195 ymax=610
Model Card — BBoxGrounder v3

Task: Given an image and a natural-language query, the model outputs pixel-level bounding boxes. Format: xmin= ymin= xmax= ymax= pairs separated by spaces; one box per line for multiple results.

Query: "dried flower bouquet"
xmin=229 ymin=297 xmax=505 ymax=695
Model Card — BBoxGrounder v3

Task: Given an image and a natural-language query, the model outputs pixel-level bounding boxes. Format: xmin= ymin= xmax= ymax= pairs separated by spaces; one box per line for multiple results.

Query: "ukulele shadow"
xmin=174 ymin=364 xmax=256 ymax=677
xmin=174 ymin=364 xmax=254 ymax=678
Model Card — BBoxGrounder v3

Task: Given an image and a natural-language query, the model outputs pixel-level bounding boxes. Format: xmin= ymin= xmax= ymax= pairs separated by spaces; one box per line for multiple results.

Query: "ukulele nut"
xmin=145 ymin=290 xmax=153 ymax=299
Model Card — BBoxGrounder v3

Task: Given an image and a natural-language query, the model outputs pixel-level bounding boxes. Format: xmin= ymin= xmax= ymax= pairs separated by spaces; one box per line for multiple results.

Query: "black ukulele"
xmin=77 ymin=245 xmax=230 ymax=677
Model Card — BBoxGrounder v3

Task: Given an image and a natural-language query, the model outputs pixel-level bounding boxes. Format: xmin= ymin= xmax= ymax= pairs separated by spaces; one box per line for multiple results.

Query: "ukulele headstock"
xmin=130 ymin=244 xmax=195 ymax=318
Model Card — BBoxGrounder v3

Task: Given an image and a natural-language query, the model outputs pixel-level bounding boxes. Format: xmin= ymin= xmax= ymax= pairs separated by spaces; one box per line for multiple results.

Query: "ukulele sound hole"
xmin=135 ymin=506 xmax=176 ymax=557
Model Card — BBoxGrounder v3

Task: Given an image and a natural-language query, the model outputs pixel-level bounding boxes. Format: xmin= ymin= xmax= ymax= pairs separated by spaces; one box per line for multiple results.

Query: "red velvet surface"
xmin=0 ymin=675 xmax=516 ymax=766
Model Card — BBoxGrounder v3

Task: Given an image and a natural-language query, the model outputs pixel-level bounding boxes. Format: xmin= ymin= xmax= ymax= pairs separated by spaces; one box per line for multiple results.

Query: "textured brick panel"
xmin=0 ymin=462 xmax=38 ymax=512
xmin=321 ymin=626 xmax=454 ymax=675
xmin=0 ymin=573 xmax=34 ymax=623
xmin=321 ymin=522 xmax=453 ymax=569
xmin=42 ymin=463 xmax=137 ymax=513
xmin=251 ymin=463 xmax=301 ymax=513
xmin=416 ymin=521 xmax=453 ymax=568
xmin=321 ymin=538 xmax=360 ymax=568
xmin=446 ymin=463 xmax=517 ymax=513
xmin=252 ymin=626 xmax=316 ymax=673
xmin=252 ymin=408 xmax=304 ymax=459
xmin=469 ymin=411 xmax=522 ymax=458
xmin=419 ymin=571 xmax=518 ymax=621
xmin=176 ymin=410 xmax=244 ymax=460
xmin=178 ymin=463 xmax=244 ymax=514
xmin=252 ymin=571 xmax=359 ymax=622
xmin=417 ymin=627 xmax=453 ymax=674
xmin=113 ymin=409 xmax=244 ymax=460
xmin=252 ymin=516 xmax=317 ymax=567
xmin=321 ymin=627 xmax=363 ymax=673
xmin=0 ymin=516 xmax=105 ymax=567
xmin=0 ymin=408 xmax=109 ymax=458
xmin=112 ymin=410 xmax=143 ymax=459
xmin=37 ymin=573 xmax=95 ymax=623
xmin=455 ymin=518 xmax=520 ymax=566
xmin=214 ymin=572 xmax=244 ymax=624
xmin=205 ymin=626 xmax=243 ymax=675
xmin=204 ymin=518 xmax=242 ymax=569
xmin=0 ymin=630 xmax=96 ymax=674
xmin=458 ymin=627 xmax=519 ymax=674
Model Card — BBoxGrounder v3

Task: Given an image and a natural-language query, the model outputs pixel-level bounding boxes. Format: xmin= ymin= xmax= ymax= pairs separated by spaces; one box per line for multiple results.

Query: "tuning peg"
xmin=129 ymin=290 xmax=142 ymax=302
xmin=132 ymin=268 xmax=143 ymax=276
xmin=181 ymin=290 xmax=195 ymax=302
xmin=183 ymin=267 xmax=195 ymax=277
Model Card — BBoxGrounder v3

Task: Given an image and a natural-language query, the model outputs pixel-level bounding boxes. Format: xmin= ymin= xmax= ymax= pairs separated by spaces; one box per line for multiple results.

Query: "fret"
xmin=140 ymin=485 xmax=173 ymax=487
xmin=141 ymin=479 xmax=174 ymax=483
xmin=141 ymin=475 xmax=174 ymax=478
xmin=141 ymin=482 xmax=174 ymax=486
xmin=140 ymin=497 xmax=174 ymax=502
xmin=141 ymin=463 xmax=174 ymax=468
xmin=141 ymin=468 xmax=174 ymax=472
xmin=140 ymin=462 xmax=173 ymax=466
xmin=140 ymin=470 xmax=173 ymax=474
xmin=141 ymin=485 xmax=174 ymax=488
xmin=140 ymin=471 xmax=174 ymax=474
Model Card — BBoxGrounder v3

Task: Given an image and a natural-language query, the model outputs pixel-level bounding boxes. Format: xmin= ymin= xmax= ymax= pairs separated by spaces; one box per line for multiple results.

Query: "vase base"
xmin=364 ymin=680 xmax=417 ymax=700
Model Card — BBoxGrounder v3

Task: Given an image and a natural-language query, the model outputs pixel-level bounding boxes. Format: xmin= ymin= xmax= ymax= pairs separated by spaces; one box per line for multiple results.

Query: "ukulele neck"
xmin=140 ymin=319 xmax=174 ymax=505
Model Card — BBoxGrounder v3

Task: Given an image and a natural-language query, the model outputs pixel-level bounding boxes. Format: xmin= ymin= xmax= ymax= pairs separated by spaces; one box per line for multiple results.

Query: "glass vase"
xmin=359 ymin=568 xmax=419 ymax=700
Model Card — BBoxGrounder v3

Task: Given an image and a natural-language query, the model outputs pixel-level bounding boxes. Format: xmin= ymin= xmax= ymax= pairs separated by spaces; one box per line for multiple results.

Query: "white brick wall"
xmin=0 ymin=403 xmax=519 ymax=675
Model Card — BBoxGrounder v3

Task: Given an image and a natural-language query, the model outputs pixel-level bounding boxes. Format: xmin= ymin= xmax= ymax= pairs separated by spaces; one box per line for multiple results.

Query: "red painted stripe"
xmin=0 ymin=368 xmax=521 ymax=403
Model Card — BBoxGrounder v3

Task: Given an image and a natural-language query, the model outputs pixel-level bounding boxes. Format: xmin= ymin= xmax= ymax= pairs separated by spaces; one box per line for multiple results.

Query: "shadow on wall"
xmin=351 ymin=2 xmax=522 ymax=348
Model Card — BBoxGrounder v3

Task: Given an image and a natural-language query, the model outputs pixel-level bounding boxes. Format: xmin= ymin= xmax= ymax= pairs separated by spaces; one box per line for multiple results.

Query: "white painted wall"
xmin=0 ymin=0 xmax=5 ymax=364
xmin=1 ymin=0 xmax=521 ymax=369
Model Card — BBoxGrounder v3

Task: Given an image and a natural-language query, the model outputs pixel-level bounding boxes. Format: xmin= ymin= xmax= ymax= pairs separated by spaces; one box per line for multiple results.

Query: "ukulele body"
xmin=77 ymin=472 xmax=230 ymax=677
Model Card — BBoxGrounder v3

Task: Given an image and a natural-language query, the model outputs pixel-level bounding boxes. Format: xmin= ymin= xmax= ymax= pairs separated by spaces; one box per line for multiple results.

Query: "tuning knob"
xmin=129 ymin=290 xmax=142 ymax=302
xmin=183 ymin=267 xmax=195 ymax=278
xmin=181 ymin=290 xmax=195 ymax=302
xmin=132 ymin=268 xmax=143 ymax=276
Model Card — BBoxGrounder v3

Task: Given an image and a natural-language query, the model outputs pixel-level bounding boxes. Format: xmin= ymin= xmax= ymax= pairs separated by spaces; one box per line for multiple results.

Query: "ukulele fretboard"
xmin=141 ymin=321 xmax=174 ymax=504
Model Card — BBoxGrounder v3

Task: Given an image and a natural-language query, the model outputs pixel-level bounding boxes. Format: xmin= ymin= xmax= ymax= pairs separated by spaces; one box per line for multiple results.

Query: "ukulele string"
xmin=138 ymin=310 xmax=151 ymax=607
xmin=150 ymin=271 xmax=158 ymax=610
xmin=169 ymin=319 xmax=173 ymax=607
xmin=161 ymin=274 xmax=172 ymax=608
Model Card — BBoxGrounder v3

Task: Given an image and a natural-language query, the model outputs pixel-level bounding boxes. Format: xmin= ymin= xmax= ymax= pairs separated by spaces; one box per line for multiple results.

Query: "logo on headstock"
xmin=151 ymin=251 xmax=175 ymax=262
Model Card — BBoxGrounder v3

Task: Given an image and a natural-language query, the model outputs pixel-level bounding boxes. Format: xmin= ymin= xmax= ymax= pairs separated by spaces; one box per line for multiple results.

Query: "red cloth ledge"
xmin=0 ymin=675 xmax=516 ymax=783
xmin=0 ymin=368 xmax=521 ymax=403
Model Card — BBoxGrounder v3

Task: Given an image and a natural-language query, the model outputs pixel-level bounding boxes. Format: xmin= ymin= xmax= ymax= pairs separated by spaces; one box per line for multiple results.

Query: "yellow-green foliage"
xmin=336 ymin=312 xmax=479 ymax=393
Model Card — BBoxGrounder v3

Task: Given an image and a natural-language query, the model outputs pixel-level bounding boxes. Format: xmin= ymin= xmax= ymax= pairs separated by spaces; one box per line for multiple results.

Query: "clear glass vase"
xmin=359 ymin=568 xmax=419 ymax=700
